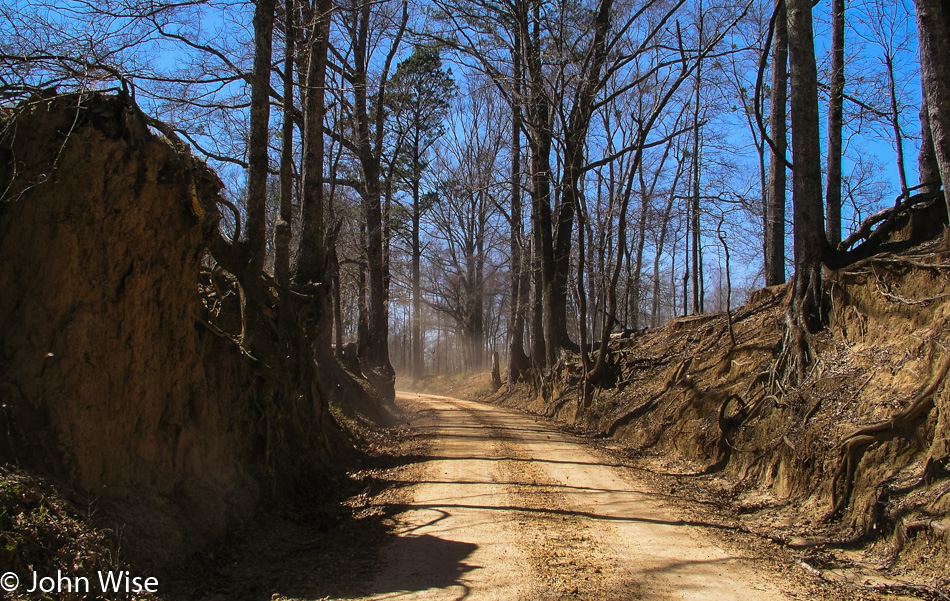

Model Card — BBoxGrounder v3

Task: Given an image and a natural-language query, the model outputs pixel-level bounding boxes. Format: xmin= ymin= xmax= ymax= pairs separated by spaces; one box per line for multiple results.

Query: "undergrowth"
xmin=0 ymin=466 xmax=157 ymax=601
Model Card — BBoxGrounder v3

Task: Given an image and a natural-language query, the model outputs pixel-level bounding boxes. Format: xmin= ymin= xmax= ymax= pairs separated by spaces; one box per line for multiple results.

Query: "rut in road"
xmin=348 ymin=392 xmax=789 ymax=601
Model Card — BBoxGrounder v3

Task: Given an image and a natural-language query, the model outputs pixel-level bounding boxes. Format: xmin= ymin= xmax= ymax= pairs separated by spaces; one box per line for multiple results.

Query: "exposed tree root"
xmin=603 ymin=394 xmax=662 ymax=438
xmin=871 ymin=264 xmax=950 ymax=306
xmin=712 ymin=377 xmax=794 ymax=478
xmin=601 ymin=357 xmax=693 ymax=438
xmin=769 ymin=263 xmax=827 ymax=391
xmin=869 ymin=582 xmax=950 ymax=601
xmin=707 ymin=264 xmax=826 ymax=474
xmin=615 ymin=355 xmax=677 ymax=391
xmin=826 ymin=350 xmax=950 ymax=519
xmin=838 ymin=190 xmax=943 ymax=255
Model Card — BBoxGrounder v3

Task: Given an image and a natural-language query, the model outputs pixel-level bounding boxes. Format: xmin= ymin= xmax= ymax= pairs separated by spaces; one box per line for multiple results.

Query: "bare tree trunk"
xmin=766 ymin=0 xmax=788 ymax=286
xmin=691 ymin=2 xmax=704 ymax=315
xmin=241 ymin=0 xmax=276 ymax=349
xmin=594 ymin=179 xmax=628 ymax=380
xmin=550 ymin=0 xmax=615 ymax=356
xmin=357 ymin=221 xmax=369 ymax=366
xmin=293 ymin=0 xmax=333 ymax=349
xmin=717 ymin=216 xmax=737 ymax=347
xmin=328 ymin=126 xmax=346 ymax=360
xmin=245 ymin=0 xmax=275 ymax=269
xmin=919 ymin=79 xmax=941 ymax=193
xmin=631 ymin=164 xmax=649 ymax=329
xmin=591 ymin=173 xmax=605 ymax=339
xmin=787 ymin=0 xmax=829 ymax=335
xmin=274 ymin=0 xmax=295 ymax=287
xmin=632 ymin=143 xmax=671 ymax=329
xmin=411 ymin=198 xmax=422 ymax=381
xmin=518 ymin=238 xmax=532 ymax=359
xmin=507 ymin=47 xmax=530 ymax=386
xmin=329 ymin=244 xmax=343 ymax=357
xmin=383 ymin=173 xmax=394 ymax=317
xmin=474 ymin=192 xmax=487 ymax=370
xmin=885 ymin=53 xmax=909 ymax=199
xmin=690 ymin=142 xmax=703 ymax=314
xmin=523 ymin=3 xmax=558 ymax=367
xmin=530 ymin=235 xmax=546 ymax=368
xmin=348 ymin=0 xmax=407 ymax=399
xmin=825 ymin=0 xmax=844 ymax=247
xmin=914 ymin=0 xmax=950 ymax=209
xmin=515 ymin=0 xmax=548 ymax=373
xmin=683 ymin=195 xmax=690 ymax=316
xmin=671 ymin=237 xmax=679 ymax=318
xmin=529 ymin=137 xmax=556 ymax=368
xmin=577 ymin=184 xmax=592 ymax=373
xmin=491 ymin=350 xmax=502 ymax=391
xmin=363 ymin=173 xmax=393 ymax=386
xmin=652 ymin=151 xmax=687 ymax=327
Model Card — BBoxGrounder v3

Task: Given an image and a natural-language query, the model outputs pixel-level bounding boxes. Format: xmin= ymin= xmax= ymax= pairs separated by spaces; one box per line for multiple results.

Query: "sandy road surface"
xmin=347 ymin=392 xmax=790 ymax=601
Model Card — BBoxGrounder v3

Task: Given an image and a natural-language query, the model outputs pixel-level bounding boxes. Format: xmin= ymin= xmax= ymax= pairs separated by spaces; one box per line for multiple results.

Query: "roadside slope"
xmin=498 ymin=238 xmax=950 ymax=595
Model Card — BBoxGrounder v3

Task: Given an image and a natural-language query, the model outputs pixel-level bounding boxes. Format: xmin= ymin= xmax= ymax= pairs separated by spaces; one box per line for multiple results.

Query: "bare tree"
xmin=852 ymin=0 xmax=918 ymax=202
xmin=327 ymin=0 xmax=408 ymax=399
xmin=293 ymin=0 xmax=335 ymax=355
xmin=507 ymin=43 xmax=531 ymax=386
xmin=387 ymin=46 xmax=456 ymax=381
xmin=914 ymin=0 xmax=950 ymax=203
xmin=825 ymin=0 xmax=844 ymax=246
xmin=918 ymin=78 xmax=941 ymax=193
xmin=783 ymin=0 xmax=829 ymax=380
xmin=425 ymin=86 xmax=507 ymax=371
xmin=765 ymin=0 xmax=788 ymax=286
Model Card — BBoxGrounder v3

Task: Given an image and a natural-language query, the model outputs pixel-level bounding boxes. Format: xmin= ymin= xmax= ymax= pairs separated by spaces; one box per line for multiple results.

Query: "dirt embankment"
xmin=499 ymin=238 xmax=950 ymax=593
xmin=0 ymin=93 xmax=357 ymax=574
xmin=396 ymin=371 xmax=496 ymax=400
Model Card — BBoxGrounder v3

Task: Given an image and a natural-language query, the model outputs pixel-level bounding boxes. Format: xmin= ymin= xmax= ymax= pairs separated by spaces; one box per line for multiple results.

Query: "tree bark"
xmin=530 ymin=235 xmax=546 ymax=369
xmin=919 ymin=79 xmax=941 ymax=193
xmin=787 ymin=0 xmax=829 ymax=334
xmin=914 ymin=0 xmax=950 ymax=211
xmin=691 ymin=2 xmax=704 ymax=314
xmin=683 ymin=195 xmax=690 ymax=315
xmin=521 ymin=0 xmax=557 ymax=367
xmin=885 ymin=54 xmax=909 ymax=199
xmin=652 ymin=151 xmax=687 ymax=327
xmin=293 ymin=0 xmax=333 ymax=349
xmin=551 ymin=0 xmax=615 ymax=355
xmin=242 ymin=0 xmax=276 ymax=348
xmin=825 ymin=0 xmax=844 ymax=247
xmin=765 ymin=0 xmax=788 ymax=286
xmin=632 ymin=143 xmax=671 ymax=328
xmin=411 ymin=130 xmax=423 ymax=380
xmin=347 ymin=0 xmax=407 ymax=399
xmin=491 ymin=350 xmax=502 ymax=391
xmin=507 ymin=45 xmax=530 ymax=386
xmin=576 ymin=191 xmax=591 ymax=371
xmin=245 ymin=0 xmax=275 ymax=271
xmin=274 ymin=0 xmax=295 ymax=287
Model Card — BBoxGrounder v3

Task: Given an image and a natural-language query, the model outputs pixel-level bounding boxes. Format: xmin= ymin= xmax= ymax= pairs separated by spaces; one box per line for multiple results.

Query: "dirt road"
xmin=349 ymin=392 xmax=791 ymax=601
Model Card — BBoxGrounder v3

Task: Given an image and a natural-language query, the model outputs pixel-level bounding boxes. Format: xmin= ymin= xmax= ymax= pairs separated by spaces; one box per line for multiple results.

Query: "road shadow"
xmin=158 ymin=437 xmax=481 ymax=601
xmin=381 ymin=500 xmax=738 ymax=532
xmin=160 ymin=502 xmax=479 ymax=601
xmin=357 ymin=533 xmax=478 ymax=600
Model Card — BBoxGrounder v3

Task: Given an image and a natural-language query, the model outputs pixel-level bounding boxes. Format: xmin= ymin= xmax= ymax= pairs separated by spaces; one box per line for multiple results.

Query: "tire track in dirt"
xmin=351 ymin=394 xmax=536 ymax=600
xmin=472 ymin=407 xmax=640 ymax=600
xmin=467 ymin=397 xmax=787 ymax=599
xmin=351 ymin=393 xmax=792 ymax=600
